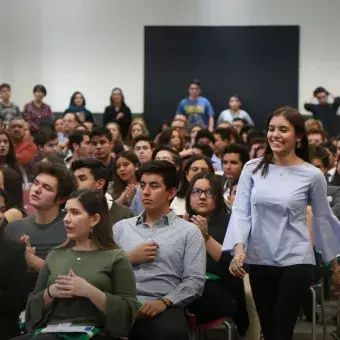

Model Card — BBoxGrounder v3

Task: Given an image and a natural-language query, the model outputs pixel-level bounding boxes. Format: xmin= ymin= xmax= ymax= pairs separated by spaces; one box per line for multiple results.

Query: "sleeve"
xmin=330 ymin=187 xmax=340 ymax=221
xmin=310 ymin=171 xmax=340 ymax=262
xmin=222 ymin=164 xmax=253 ymax=252
xmin=304 ymin=103 xmax=317 ymax=114
xmin=25 ymin=254 xmax=53 ymax=332
xmin=15 ymin=105 xmax=21 ymax=116
xmin=164 ymin=227 xmax=206 ymax=306
xmin=175 ymin=100 xmax=185 ymax=116
xmin=85 ymin=110 xmax=94 ymax=123
xmin=103 ymin=106 xmax=111 ymax=126
xmin=112 ymin=220 xmax=123 ymax=247
xmin=23 ymin=105 xmax=38 ymax=132
xmin=332 ymin=96 xmax=340 ymax=114
xmin=217 ymin=111 xmax=225 ymax=125
xmin=104 ymin=251 xmax=137 ymax=337
xmin=243 ymin=111 xmax=255 ymax=126
xmin=16 ymin=143 xmax=37 ymax=166
xmin=205 ymin=99 xmax=215 ymax=117
xmin=0 ymin=244 xmax=28 ymax=315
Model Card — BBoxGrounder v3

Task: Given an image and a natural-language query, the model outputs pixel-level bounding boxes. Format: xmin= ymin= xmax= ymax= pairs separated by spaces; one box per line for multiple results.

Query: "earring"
xmin=297 ymin=141 xmax=302 ymax=148
xmin=88 ymin=229 xmax=93 ymax=240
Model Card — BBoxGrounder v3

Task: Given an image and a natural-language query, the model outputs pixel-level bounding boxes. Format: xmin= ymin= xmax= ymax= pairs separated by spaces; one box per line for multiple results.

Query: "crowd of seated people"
xmin=1 ymin=79 xmax=340 ymax=340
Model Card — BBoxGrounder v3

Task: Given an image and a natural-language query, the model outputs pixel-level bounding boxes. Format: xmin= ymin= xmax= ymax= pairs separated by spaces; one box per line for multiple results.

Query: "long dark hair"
xmin=158 ymin=127 xmax=184 ymax=151
xmin=60 ymin=190 xmax=117 ymax=250
xmin=69 ymin=91 xmax=86 ymax=107
xmin=113 ymin=151 xmax=140 ymax=199
xmin=186 ymin=172 xmax=224 ymax=217
xmin=177 ymin=155 xmax=214 ymax=199
xmin=0 ymin=167 xmax=25 ymax=212
xmin=253 ymin=107 xmax=310 ymax=177
xmin=110 ymin=87 xmax=126 ymax=107
xmin=0 ymin=130 xmax=23 ymax=182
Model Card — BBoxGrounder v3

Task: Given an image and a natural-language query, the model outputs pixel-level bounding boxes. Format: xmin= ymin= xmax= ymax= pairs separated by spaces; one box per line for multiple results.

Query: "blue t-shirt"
xmin=175 ymin=96 xmax=214 ymax=129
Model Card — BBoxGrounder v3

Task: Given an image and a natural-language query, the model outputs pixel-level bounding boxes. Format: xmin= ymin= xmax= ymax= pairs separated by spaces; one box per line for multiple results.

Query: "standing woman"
xmin=23 ymin=85 xmax=53 ymax=135
xmin=103 ymin=88 xmax=132 ymax=139
xmin=114 ymin=151 xmax=143 ymax=215
xmin=11 ymin=190 xmax=137 ymax=340
xmin=224 ymin=107 xmax=340 ymax=340
xmin=0 ymin=188 xmax=28 ymax=340
xmin=65 ymin=91 xmax=94 ymax=123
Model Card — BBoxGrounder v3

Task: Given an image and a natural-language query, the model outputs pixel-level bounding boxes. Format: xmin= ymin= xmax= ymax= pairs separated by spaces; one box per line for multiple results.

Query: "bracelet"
xmin=158 ymin=298 xmax=172 ymax=308
xmin=47 ymin=286 xmax=54 ymax=299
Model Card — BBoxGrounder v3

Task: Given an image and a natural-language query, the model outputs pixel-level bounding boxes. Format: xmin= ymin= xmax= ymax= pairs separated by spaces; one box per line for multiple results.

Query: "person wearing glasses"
xmin=170 ymin=155 xmax=214 ymax=216
xmin=185 ymin=172 xmax=249 ymax=337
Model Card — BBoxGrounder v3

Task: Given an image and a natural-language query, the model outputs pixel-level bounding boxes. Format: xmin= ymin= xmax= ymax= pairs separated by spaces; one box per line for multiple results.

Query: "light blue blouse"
xmin=222 ymin=158 xmax=340 ymax=266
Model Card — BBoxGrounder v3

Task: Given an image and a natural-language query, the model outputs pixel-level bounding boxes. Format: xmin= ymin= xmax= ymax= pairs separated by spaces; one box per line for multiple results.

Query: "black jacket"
xmin=0 ymin=228 xmax=28 ymax=340
xmin=103 ymin=104 xmax=132 ymax=139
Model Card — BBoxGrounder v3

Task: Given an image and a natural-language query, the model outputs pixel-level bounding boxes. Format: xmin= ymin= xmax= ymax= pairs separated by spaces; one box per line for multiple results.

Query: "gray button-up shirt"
xmin=113 ymin=210 xmax=206 ymax=306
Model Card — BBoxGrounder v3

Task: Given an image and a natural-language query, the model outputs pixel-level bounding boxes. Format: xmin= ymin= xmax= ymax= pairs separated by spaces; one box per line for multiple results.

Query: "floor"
xmin=199 ymin=298 xmax=340 ymax=340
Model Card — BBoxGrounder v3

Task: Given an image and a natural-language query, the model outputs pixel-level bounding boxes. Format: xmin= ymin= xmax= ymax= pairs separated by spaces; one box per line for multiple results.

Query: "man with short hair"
xmin=222 ymin=143 xmax=250 ymax=199
xmin=0 ymin=83 xmax=20 ymax=127
xmin=72 ymin=158 xmax=134 ymax=224
xmin=233 ymin=117 xmax=247 ymax=133
xmin=62 ymin=112 xmax=80 ymax=138
xmin=9 ymin=117 xmax=37 ymax=166
xmin=114 ymin=161 xmax=205 ymax=340
xmin=26 ymin=128 xmax=59 ymax=181
xmin=6 ymin=161 xmax=77 ymax=289
xmin=307 ymin=129 xmax=327 ymax=146
xmin=133 ymin=135 xmax=153 ymax=164
xmin=175 ymin=79 xmax=215 ymax=131
xmin=90 ymin=127 xmax=115 ymax=174
xmin=65 ymin=130 xmax=91 ymax=168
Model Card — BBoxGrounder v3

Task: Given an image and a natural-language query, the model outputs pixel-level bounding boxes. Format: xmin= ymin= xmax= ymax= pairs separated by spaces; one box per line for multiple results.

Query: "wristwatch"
xmin=203 ymin=232 xmax=210 ymax=242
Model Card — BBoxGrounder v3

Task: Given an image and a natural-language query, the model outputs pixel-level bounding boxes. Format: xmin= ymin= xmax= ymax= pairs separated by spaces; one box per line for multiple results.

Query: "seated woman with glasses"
xmin=12 ymin=190 xmax=137 ymax=340
xmin=186 ymin=172 xmax=249 ymax=337
xmin=170 ymin=155 xmax=214 ymax=216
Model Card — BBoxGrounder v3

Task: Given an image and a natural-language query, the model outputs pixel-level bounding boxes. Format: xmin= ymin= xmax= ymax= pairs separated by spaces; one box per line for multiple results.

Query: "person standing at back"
xmin=224 ymin=107 xmax=340 ymax=340
xmin=103 ymin=87 xmax=132 ymax=139
xmin=5 ymin=161 xmax=77 ymax=291
xmin=175 ymin=79 xmax=215 ymax=132
xmin=0 ymin=83 xmax=20 ymax=128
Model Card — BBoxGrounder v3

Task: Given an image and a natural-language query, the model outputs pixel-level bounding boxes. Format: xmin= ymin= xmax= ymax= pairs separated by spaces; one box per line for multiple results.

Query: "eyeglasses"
xmin=189 ymin=166 xmax=210 ymax=173
xmin=190 ymin=188 xmax=214 ymax=198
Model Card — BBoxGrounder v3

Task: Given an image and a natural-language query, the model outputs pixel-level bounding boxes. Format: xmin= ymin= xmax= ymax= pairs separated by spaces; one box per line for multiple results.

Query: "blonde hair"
xmin=127 ymin=118 xmax=149 ymax=142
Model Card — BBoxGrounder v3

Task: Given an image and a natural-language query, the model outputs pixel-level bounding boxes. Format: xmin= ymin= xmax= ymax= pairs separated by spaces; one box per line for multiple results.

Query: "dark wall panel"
xmin=144 ymin=26 xmax=299 ymax=136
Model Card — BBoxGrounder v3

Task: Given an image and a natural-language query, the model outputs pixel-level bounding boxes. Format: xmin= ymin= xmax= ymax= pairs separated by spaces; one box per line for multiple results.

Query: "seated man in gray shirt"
xmin=5 ymin=160 xmax=77 ymax=291
xmin=113 ymin=160 xmax=206 ymax=340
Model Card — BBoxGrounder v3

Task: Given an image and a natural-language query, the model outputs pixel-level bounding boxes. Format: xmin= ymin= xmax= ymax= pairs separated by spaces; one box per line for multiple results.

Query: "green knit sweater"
xmin=25 ymin=247 xmax=137 ymax=338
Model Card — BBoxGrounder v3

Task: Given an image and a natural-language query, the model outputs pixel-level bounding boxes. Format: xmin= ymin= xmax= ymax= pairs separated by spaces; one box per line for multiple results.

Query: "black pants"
xmin=187 ymin=280 xmax=237 ymax=324
xmin=129 ymin=307 xmax=189 ymax=340
xmin=249 ymin=264 xmax=315 ymax=340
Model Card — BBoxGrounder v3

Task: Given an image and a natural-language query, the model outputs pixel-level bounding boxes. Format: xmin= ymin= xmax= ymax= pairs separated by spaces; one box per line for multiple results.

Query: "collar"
xmin=136 ymin=209 xmax=176 ymax=227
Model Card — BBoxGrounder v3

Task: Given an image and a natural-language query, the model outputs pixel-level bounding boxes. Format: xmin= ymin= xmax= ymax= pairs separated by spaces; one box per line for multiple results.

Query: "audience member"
xmin=54 ymin=118 xmax=64 ymax=133
xmin=186 ymin=172 xmax=249 ymax=336
xmin=222 ymin=143 xmax=250 ymax=200
xmin=14 ymin=190 xmax=137 ymax=340
xmin=152 ymin=145 xmax=182 ymax=171
xmin=106 ymin=121 xmax=127 ymax=154
xmin=307 ymin=128 xmax=327 ymax=146
xmin=305 ymin=118 xmax=323 ymax=133
xmin=0 ymin=188 xmax=28 ymax=340
xmin=75 ymin=124 xmax=87 ymax=132
xmin=189 ymin=124 xmax=202 ymax=148
xmin=0 ymin=167 xmax=26 ymax=222
xmin=127 ymin=118 xmax=149 ymax=145
xmin=233 ymin=117 xmax=248 ymax=133
xmin=158 ymin=127 xmax=183 ymax=152
xmin=113 ymin=160 xmax=206 ymax=340
xmin=72 ymin=159 xmax=134 ymax=224
xmin=61 ymin=112 xmax=81 ymax=143
xmin=133 ymin=135 xmax=153 ymax=164
xmin=84 ymin=120 xmax=94 ymax=133
xmin=103 ymin=87 xmax=132 ymax=139
xmin=9 ymin=117 xmax=37 ymax=167
xmin=65 ymin=131 xmax=91 ymax=168
xmin=114 ymin=151 xmax=143 ymax=215
xmin=5 ymin=161 xmax=77 ymax=291
xmin=65 ymin=91 xmax=94 ymax=123
xmin=90 ymin=127 xmax=115 ymax=174
xmin=249 ymin=137 xmax=267 ymax=159
xmin=239 ymin=125 xmax=253 ymax=144
xmin=0 ymin=83 xmax=20 ymax=127
xmin=176 ymin=79 xmax=215 ymax=131
xmin=23 ymin=85 xmax=53 ymax=135
xmin=171 ymin=154 xmax=214 ymax=216
xmin=192 ymin=142 xmax=214 ymax=159
xmin=0 ymin=129 xmax=28 ymax=188
xmin=217 ymin=95 xmax=254 ymax=126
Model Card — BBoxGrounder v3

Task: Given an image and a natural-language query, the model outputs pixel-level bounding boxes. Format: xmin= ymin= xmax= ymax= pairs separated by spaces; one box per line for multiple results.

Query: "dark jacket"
xmin=103 ymin=104 xmax=132 ymax=139
xmin=64 ymin=105 xmax=94 ymax=123
xmin=327 ymin=185 xmax=340 ymax=220
xmin=0 ymin=227 xmax=28 ymax=340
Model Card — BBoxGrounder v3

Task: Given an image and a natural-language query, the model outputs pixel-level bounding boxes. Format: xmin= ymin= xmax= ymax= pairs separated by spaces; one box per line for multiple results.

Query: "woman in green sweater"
xmin=12 ymin=189 xmax=137 ymax=340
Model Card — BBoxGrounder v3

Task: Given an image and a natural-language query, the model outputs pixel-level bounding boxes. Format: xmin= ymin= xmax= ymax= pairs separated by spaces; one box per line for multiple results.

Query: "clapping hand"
xmin=20 ymin=235 xmax=38 ymax=269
